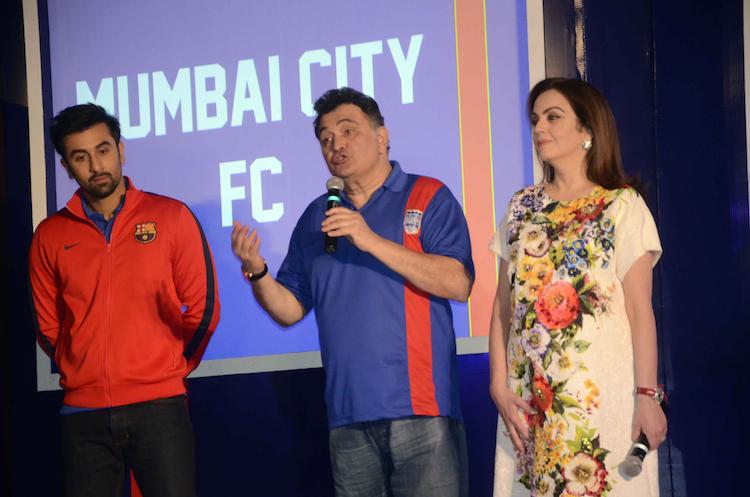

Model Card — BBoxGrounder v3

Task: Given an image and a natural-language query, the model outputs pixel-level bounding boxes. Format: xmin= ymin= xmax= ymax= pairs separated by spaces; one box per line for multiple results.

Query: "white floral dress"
xmin=490 ymin=184 xmax=662 ymax=497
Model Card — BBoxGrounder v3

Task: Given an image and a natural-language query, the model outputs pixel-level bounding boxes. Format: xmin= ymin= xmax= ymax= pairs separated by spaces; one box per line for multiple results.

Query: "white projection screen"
xmin=24 ymin=0 xmax=545 ymax=390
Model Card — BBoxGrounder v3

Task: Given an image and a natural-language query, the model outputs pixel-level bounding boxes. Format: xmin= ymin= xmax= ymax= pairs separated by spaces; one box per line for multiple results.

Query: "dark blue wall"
xmin=651 ymin=1 xmax=749 ymax=494
xmin=582 ymin=0 xmax=750 ymax=495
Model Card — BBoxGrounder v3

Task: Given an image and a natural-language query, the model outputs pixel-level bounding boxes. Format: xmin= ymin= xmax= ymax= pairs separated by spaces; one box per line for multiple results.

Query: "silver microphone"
xmin=620 ymin=433 xmax=649 ymax=478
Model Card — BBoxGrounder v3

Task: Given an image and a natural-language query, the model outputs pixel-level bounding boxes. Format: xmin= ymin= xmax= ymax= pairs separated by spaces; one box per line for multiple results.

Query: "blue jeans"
xmin=61 ymin=395 xmax=196 ymax=497
xmin=329 ymin=416 xmax=469 ymax=497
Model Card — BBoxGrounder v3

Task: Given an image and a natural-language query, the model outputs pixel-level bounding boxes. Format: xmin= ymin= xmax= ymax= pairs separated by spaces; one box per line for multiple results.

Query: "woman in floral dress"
xmin=489 ymin=78 xmax=667 ymax=497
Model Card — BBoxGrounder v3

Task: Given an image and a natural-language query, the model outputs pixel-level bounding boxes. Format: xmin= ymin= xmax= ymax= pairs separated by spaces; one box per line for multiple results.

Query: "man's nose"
xmin=89 ymin=154 xmax=105 ymax=172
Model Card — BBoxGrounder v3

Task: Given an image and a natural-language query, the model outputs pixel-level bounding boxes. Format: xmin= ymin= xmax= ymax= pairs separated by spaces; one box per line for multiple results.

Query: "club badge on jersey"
xmin=134 ymin=222 xmax=157 ymax=244
xmin=404 ymin=209 xmax=423 ymax=235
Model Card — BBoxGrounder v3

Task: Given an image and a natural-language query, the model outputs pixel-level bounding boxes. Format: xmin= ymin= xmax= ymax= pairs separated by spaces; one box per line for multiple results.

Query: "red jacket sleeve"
xmin=28 ymin=225 xmax=60 ymax=358
xmin=172 ymin=205 xmax=221 ymax=373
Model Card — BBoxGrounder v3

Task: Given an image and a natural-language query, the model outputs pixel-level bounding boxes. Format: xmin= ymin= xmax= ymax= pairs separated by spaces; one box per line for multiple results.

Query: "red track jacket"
xmin=29 ymin=179 xmax=220 ymax=408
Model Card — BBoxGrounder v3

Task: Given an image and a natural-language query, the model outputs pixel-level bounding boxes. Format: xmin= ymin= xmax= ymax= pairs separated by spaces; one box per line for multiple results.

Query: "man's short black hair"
xmin=50 ymin=103 xmax=121 ymax=157
xmin=312 ymin=87 xmax=385 ymax=138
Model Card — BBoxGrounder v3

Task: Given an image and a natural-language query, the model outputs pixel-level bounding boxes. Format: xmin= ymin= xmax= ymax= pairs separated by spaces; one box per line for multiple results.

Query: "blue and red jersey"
xmin=276 ymin=162 xmax=474 ymax=428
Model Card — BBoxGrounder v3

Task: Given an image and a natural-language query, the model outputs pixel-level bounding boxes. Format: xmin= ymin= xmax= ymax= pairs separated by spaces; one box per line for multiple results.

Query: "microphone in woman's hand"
xmin=620 ymin=433 xmax=649 ymax=478
xmin=621 ymin=390 xmax=667 ymax=478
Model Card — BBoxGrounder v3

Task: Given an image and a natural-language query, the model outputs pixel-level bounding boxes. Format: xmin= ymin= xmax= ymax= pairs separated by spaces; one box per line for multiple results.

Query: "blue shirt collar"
xmin=81 ymin=179 xmax=128 ymax=240
xmin=339 ymin=160 xmax=407 ymax=209
xmin=81 ymin=179 xmax=128 ymax=218
xmin=81 ymin=195 xmax=125 ymax=222
xmin=383 ymin=160 xmax=409 ymax=192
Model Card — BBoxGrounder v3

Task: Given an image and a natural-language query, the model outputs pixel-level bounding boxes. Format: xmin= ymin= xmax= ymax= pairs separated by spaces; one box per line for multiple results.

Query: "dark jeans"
xmin=329 ymin=416 xmax=469 ymax=497
xmin=61 ymin=395 xmax=196 ymax=497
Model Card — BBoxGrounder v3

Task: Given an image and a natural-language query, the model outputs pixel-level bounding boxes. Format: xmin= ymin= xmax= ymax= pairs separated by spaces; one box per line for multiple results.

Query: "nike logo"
xmin=63 ymin=243 xmax=81 ymax=250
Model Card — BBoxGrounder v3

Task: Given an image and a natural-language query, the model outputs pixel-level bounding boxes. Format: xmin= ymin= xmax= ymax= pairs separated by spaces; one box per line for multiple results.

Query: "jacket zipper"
xmin=104 ymin=240 xmax=112 ymax=407
xmin=103 ymin=214 xmax=119 ymax=407
xmin=74 ymin=213 xmax=114 ymax=407
xmin=67 ymin=194 xmax=125 ymax=408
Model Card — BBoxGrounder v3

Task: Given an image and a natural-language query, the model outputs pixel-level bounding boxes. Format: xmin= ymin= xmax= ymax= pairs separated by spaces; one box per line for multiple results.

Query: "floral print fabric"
xmin=491 ymin=184 xmax=662 ymax=497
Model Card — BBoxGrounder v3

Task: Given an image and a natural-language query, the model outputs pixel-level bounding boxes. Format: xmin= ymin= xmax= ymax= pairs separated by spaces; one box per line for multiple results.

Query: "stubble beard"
xmin=86 ymin=173 xmax=120 ymax=199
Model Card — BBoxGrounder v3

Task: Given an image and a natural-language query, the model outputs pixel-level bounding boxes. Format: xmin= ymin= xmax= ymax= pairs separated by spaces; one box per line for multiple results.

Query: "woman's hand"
xmin=632 ymin=397 xmax=668 ymax=450
xmin=491 ymin=382 xmax=533 ymax=453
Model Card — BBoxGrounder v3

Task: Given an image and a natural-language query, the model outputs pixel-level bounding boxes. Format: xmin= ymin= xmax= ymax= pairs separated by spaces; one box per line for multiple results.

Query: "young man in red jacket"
xmin=29 ymin=103 xmax=220 ymax=497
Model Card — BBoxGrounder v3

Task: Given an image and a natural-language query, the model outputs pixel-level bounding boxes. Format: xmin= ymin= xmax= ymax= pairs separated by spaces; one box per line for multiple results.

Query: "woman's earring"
xmin=582 ymin=139 xmax=592 ymax=151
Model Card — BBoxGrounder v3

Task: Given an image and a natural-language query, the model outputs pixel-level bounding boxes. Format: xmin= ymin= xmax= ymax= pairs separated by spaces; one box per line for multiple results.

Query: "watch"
xmin=635 ymin=386 xmax=666 ymax=404
xmin=242 ymin=262 xmax=268 ymax=282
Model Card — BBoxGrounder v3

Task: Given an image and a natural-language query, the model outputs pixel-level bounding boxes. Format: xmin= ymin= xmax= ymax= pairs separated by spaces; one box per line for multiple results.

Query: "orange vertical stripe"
xmin=403 ymin=177 xmax=442 ymax=415
xmin=454 ymin=0 xmax=497 ymax=337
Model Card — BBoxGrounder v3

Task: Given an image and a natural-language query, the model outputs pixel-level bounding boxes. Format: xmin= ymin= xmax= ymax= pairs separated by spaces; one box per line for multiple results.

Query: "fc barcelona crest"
xmin=403 ymin=209 xmax=423 ymax=235
xmin=134 ymin=222 xmax=157 ymax=244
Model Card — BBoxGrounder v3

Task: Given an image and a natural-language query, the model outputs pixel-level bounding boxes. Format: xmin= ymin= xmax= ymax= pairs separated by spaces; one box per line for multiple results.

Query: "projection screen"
xmin=24 ymin=0 xmax=545 ymax=390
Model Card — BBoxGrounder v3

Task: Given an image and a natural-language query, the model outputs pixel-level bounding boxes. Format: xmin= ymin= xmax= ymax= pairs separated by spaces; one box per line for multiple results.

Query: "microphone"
xmin=324 ymin=176 xmax=345 ymax=254
xmin=620 ymin=433 xmax=649 ymax=478
xmin=621 ymin=390 xmax=667 ymax=478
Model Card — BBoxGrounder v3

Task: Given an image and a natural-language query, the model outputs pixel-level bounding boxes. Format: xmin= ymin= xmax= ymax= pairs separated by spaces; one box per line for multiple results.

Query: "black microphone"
xmin=621 ymin=394 xmax=667 ymax=478
xmin=324 ymin=176 xmax=344 ymax=254
xmin=620 ymin=432 xmax=650 ymax=478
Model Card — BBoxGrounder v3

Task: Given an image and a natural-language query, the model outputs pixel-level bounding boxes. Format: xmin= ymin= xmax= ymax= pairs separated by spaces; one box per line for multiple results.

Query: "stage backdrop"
xmin=30 ymin=0 xmax=541 ymax=389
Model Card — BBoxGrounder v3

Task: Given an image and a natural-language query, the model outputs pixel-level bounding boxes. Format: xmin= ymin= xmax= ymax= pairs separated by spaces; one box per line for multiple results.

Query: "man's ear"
xmin=118 ymin=140 xmax=125 ymax=164
xmin=377 ymin=126 xmax=389 ymax=155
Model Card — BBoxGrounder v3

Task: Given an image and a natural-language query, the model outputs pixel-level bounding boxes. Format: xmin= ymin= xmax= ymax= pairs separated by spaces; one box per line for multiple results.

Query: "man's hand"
xmin=231 ymin=221 xmax=265 ymax=273
xmin=321 ymin=206 xmax=381 ymax=253
xmin=229 ymin=221 xmax=305 ymax=326
xmin=321 ymin=206 xmax=471 ymax=302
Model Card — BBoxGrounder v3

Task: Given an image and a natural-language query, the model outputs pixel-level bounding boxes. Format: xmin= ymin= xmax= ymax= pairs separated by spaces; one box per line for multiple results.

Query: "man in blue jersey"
xmin=231 ymin=87 xmax=474 ymax=497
